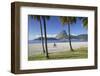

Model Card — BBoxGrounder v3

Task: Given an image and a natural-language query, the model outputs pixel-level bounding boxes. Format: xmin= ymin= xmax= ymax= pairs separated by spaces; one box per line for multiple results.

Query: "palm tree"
xmin=41 ymin=16 xmax=50 ymax=59
xmin=31 ymin=15 xmax=45 ymax=54
xmin=59 ymin=17 xmax=77 ymax=51
xmin=79 ymin=17 xmax=88 ymax=28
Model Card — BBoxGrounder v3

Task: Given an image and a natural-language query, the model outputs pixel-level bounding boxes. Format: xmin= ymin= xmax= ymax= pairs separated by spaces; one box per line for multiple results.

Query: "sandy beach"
xmin=28 ymin=42 xmax=87 ymax=56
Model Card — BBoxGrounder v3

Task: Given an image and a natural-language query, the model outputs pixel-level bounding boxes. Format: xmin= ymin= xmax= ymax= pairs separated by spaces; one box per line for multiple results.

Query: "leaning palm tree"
xmin=59 ymin=17 xmax=77 ymax=51
xmin=41 ymin=16 xmax=50 ymax=59
xmin=31 ymin=15 xmax=45 ymax=54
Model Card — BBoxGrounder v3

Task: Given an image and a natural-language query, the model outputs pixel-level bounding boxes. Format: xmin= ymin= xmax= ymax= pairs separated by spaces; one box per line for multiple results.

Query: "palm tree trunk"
xmin=42 ymin=17 xmax=49 ymax=59
xmin=68 ymin=24 xmax=74 ymax=51
xmin=39 ymin=18 xmax=45 ymax=54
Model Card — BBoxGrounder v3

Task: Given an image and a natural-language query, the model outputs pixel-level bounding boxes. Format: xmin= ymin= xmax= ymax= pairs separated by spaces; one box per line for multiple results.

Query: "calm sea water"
xmin=29 ymin=40 xmax=87 ymax=44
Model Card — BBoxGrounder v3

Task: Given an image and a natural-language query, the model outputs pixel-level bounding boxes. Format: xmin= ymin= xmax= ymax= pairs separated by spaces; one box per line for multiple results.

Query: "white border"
xmin=20 ymin=6 xmax=95 ymax=70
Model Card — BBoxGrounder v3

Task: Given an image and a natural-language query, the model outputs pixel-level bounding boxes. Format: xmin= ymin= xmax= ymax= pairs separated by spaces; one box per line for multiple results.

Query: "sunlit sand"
xmin=28 ymin=42 xmax=87 ymax=56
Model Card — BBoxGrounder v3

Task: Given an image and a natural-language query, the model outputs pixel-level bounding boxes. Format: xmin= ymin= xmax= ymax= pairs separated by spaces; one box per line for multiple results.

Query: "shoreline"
xmin=29 ymin=41 xmax=87 ymax=44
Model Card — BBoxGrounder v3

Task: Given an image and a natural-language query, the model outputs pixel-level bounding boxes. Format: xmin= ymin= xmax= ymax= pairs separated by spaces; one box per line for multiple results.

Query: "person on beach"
xmin=53 ymin=42 xmax=56 ymax=47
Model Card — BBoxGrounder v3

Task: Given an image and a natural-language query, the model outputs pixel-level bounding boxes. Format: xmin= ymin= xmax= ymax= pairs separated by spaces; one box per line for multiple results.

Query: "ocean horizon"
xmin=28 ymin=39 xmax=88 ymax=44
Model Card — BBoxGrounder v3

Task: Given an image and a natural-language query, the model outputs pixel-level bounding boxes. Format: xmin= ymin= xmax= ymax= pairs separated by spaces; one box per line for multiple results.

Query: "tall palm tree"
xmin=31 ymin=15 xmax=45 ymax=54
xmin=59 ymin=17 xmax=77 ymax=51
xmin=41 ymin=16 xmax=50 ymax=59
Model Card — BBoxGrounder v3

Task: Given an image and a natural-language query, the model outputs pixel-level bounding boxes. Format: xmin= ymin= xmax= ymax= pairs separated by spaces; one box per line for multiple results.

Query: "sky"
xmin=28 ymin=15 xmax=87 ymax=40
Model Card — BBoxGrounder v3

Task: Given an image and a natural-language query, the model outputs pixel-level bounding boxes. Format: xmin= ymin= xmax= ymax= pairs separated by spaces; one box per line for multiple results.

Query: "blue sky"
xmin=28 ymin=15 xmax=87 ymax=40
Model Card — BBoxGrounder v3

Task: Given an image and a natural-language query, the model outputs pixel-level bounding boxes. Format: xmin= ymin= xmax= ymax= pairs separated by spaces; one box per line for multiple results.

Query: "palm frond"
xmin=59 ymin=16 xmax=77 ymax=25
xmin=79 ymin=17 xmax=88 ymax=28
xmin=45 ymin=16 xmax=50 ymax=20
xmin=33 ymin=15 xmax=41 ymax=21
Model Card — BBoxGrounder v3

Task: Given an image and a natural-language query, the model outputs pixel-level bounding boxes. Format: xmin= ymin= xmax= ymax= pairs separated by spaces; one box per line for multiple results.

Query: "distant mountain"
xmin=56 ymin=30 xmax=87 ymax=41
xmin=77 ymin=34 xmax=88 ymax=40
xmin=30 ymin=30 xmax=87 ymax=42
xmin=56 ymin=30 xmax=67 ymax=39
xmin=56 ymin=30 xmax=77 ymax=39
xmin=34 ymin=37 xmax=58 ymax=40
